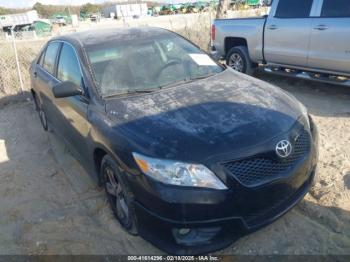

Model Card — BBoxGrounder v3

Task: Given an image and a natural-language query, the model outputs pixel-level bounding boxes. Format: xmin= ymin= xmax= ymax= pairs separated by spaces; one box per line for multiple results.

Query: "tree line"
xmin=0 ymin=2 xmax=102 ymax=18
xmin=1 ymin=1 xmax=230 ymax=19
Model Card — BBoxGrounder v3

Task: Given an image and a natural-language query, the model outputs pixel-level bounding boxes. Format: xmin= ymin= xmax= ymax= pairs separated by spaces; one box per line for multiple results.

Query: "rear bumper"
xmin=209 ymin=46 xmax=222 ymax=62
xmin=134 ymin=167 xmax=316 ymax=255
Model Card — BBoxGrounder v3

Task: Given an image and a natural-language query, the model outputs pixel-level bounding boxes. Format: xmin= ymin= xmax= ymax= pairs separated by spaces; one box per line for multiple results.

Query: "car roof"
xmin=53 ymin=27 xmax=174 ymax=48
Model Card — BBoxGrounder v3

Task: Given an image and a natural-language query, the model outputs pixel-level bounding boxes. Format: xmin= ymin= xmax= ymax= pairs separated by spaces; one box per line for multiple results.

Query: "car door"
xmin=308 ymin=0 xmax=350 ymax=75
xmin=33 ymin=41 xmax=61 ymax=124
xmin=264 ymin=0 xmax=315 ymax=67
xmin=54 ymin=42 xmax=91 ymax=158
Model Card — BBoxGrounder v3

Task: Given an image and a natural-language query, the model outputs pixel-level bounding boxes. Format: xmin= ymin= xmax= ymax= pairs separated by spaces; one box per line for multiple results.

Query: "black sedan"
xmin=30 ymin=27 xmax=318 ymax=255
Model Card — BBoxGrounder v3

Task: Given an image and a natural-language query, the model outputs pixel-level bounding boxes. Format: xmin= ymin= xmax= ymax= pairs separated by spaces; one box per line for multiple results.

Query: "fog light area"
xmin=172 ymin=227 xmax=221 ymax=246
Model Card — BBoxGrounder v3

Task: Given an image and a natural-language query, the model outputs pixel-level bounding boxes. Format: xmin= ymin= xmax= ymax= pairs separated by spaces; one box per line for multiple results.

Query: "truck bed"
xmin=213 ymin=16 xmax=267 ymax=63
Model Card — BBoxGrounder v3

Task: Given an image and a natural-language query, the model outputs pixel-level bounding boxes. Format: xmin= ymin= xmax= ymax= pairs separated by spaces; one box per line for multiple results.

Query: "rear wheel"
xmin=33 ymin=93 xmax=48 ymax=131
xmin=39 ymin=109 xmax=48 ymax=131
xmin=226 ymin=46 xmax=256 ymax=75
xmin=101 ymin=155 xmax=138 ymax=235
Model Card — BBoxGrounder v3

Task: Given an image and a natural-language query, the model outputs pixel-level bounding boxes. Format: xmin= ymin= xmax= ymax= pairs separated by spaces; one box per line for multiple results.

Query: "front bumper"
xmin=134 ymin=168 xmax=316 ymax=255
xmin=131 ymin=120 xmax=319 ymax=255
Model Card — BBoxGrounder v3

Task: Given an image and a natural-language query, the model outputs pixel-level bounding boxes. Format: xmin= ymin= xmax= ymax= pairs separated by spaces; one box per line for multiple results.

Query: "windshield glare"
xmin=86 ymin=34 xmax=223 ymax=97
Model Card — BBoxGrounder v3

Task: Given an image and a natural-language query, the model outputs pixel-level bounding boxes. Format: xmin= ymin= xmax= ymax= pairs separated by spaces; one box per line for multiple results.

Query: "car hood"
xmin=105 ymin=69 xmax=305 ymax=162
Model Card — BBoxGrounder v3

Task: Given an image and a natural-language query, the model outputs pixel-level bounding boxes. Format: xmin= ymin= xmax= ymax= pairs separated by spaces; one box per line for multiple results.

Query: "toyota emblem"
xmin=276 ymin=140 xmax=293 ymax=158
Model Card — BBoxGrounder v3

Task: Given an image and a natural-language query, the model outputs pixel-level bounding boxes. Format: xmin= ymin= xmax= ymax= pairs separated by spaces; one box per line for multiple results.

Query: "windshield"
xmin=86 ymin=33 xmax=223 ymax=97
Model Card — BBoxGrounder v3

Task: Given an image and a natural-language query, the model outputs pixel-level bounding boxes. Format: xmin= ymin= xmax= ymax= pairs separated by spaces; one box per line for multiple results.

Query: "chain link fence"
xmin=0 ymin=35 xmax=46 ymax=95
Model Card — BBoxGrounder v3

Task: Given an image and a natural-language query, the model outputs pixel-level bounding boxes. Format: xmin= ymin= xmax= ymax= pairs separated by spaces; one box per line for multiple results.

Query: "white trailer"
xmin=103 ymin=3 xmax=148 ymax=18
xmin=0 ymin=10 xmax=39 ymax=29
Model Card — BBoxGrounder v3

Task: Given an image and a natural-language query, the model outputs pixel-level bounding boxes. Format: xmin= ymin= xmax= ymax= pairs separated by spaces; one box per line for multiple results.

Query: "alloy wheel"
xmin=104 ymin=166 xmax=130 ymax=225
xmin=228 ymin=53 xmax=244 ymax=72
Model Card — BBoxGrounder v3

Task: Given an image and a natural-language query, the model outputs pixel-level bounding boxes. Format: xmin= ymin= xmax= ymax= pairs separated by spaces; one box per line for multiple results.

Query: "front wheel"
xmin=226 ymin=46 xmax=256 ymax=75
xmin=101 ymin=155 xmax=138 ymax=235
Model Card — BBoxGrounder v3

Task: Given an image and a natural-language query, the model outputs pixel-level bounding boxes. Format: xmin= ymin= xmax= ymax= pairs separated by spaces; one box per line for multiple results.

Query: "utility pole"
xmin=11 ymin=27 xmax=24 ymax=94
xmin=216 ymin=0 xmax=230 ymax=19
xmin=68 ymin=0 xmax=72 ymax=16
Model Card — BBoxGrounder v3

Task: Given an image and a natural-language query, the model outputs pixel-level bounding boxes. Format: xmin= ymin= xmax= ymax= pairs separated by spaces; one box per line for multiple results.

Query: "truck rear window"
xmin=275 ymin=0 xmax=313 ymax=18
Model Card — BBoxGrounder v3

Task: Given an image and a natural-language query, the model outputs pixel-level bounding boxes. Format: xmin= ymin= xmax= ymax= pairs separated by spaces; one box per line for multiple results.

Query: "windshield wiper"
xmin=104 ymin=73 xmax=218 ymax=98
xmin=126 ymin=88 xmax=159 ymax=94
xmin=157 ymin=79 xmax=187 ymax=89
xmin=156 ymin=74 xmax=217 ymax=90
xmin=103 ymin=88 xmax=160 ymax=98
xmin=188 ymin=73 xmax=217 ymax=82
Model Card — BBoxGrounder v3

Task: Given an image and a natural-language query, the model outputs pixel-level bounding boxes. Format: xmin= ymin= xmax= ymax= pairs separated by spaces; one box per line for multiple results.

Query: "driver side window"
xmin=57 ymin=43 xmax=82 ymax=88
xmin=42 ymin=42 xmax=60 ymax=75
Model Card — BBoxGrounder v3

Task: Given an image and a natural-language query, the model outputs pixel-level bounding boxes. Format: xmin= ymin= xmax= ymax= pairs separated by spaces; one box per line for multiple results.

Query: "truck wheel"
xmin=226 ymin=46 xmax=255 ymax=75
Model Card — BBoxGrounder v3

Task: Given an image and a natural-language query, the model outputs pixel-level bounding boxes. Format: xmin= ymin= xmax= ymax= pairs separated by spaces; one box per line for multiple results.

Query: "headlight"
xmin=132 ymin=152 xmax=227 ymax=190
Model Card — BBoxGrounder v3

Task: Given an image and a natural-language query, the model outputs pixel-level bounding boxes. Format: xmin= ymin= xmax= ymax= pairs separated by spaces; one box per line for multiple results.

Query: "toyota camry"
xmin=30 ymin=27 xmax=318 ymax=255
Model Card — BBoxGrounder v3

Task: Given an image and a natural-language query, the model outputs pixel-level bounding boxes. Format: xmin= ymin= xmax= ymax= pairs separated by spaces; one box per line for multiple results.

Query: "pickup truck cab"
xmin=212 ymin=0 xmax=350 ymax=86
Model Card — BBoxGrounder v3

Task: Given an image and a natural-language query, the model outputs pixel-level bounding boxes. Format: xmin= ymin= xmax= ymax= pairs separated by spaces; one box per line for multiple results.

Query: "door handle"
xmin=314 ymin=25 xmax=329 ymax=30
xmin=267 ymin=25 xmax=278 ymax=30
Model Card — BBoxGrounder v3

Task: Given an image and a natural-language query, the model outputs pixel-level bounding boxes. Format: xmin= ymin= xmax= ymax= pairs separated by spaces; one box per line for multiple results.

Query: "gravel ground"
xmin=0 ymin=72 xmax=349 ymax=255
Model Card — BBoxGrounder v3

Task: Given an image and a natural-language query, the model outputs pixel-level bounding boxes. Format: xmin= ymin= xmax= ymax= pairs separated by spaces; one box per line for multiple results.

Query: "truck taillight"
xmin=211 ymin=25 xmax=216 ymax=41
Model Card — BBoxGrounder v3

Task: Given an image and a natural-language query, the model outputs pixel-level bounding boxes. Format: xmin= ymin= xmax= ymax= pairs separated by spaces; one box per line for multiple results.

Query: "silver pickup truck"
xmin=211 ymin=0 xmax=350 ymax=86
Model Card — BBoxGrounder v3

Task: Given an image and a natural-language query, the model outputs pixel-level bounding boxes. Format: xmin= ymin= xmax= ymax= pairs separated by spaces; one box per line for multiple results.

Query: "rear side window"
xmin=321 ymin=0 xmax=350 ymax=17
xmin=43 ymin=42 xmax=60 ymax=75
xmin=57 ymin=43 xmax=82 ymax=87
xmin=275 ymin=0 xmax=313 ymax=18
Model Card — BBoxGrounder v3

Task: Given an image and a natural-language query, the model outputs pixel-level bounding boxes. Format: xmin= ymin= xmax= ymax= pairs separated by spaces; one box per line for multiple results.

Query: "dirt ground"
xmin=0 ymin=72 xmax=349 ymax=255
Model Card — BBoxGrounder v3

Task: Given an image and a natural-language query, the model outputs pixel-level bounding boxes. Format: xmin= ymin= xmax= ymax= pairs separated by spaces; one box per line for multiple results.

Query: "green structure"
xmin=32 ymin=20 xmax=51 ymax=37
xmin=246 ymin=0 xmax=260 ymax=6
xmin=50 ymin=13 xmax=72 ymax=24
xmin=230 ymin=0 xmax=260 ymax=6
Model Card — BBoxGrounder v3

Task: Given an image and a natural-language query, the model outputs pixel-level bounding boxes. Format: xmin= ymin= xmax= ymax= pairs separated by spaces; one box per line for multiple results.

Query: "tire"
xmin=101 ymin=155 xmax=138 ymax=235
xmin=226 ymin=46 xmax=256 ymax=75
xmin=33 ymin=93 xmax=48 ymax=131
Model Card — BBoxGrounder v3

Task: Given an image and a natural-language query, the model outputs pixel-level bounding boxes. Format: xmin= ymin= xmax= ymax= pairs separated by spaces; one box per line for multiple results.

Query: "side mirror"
xmin=52 ymin=81 xmax=83 ymax=98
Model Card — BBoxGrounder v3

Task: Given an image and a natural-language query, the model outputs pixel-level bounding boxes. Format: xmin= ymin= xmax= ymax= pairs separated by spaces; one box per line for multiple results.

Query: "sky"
xmin=1 ymin=0 xmax=104 ymax=8
xmin=0 ymin=0 xmax=187 ymax=9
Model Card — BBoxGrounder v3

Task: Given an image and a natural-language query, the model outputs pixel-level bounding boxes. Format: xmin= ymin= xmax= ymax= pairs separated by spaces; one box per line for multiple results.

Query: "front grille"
xmin=222 ymin=130 xmax=311 ymax=187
